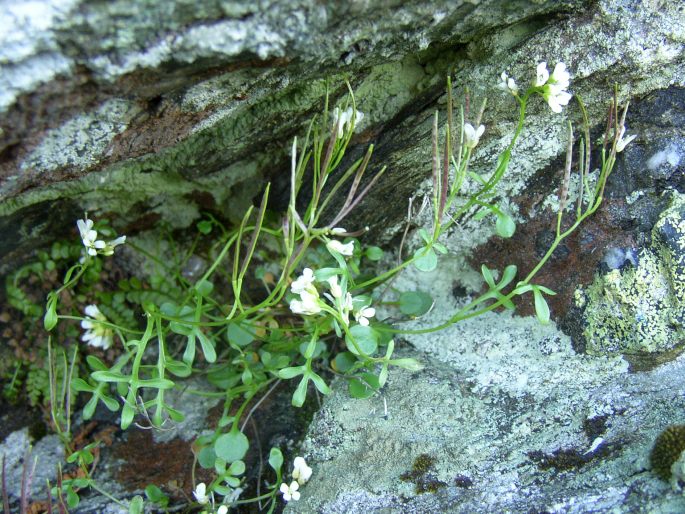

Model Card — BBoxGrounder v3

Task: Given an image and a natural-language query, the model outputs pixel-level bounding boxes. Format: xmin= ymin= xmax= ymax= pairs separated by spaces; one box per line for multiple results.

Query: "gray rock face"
xmin=286 ymin=310 xmax=685 ymax=513
xmin=0 ymin=0 xmax=586 ymax=273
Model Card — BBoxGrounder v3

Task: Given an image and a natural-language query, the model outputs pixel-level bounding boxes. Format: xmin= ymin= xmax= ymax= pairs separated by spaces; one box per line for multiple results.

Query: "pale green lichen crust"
xmin=578 ymin=191 xmax=685 ymax=355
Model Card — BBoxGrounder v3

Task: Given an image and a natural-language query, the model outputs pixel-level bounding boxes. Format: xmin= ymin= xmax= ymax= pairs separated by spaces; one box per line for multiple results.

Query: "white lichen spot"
xmin=647 ymin=143 xmax=682 ymax=171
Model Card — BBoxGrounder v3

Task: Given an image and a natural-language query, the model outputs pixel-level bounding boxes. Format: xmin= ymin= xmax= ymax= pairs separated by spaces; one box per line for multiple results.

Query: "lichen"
xmin=578 ymin=192 xmax=685 ymax=356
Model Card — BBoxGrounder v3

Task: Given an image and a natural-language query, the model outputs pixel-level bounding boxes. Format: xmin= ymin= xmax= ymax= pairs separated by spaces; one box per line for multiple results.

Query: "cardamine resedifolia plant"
xmin=37 ymin=62 xmax=634 ymax=512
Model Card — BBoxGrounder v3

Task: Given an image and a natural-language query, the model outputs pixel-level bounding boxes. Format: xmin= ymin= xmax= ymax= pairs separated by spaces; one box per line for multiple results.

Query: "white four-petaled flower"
xmin=463 ymin=123 xmax=485 ymax=149
xmin=498 ymin=71 xmax=518 ymax=94
xmin=280 ymin=481 xmax=300 ymax=502
xmin=332 ymin=107 xmax=364 ymax=138
xmin=327 ymin=276 xmax=343 ymax=299
xmin=615 ymin=126 xmax=637 ymax=152
xmin=76 ymin=217 xmax=126 ymax=257
xmin=327 ymin=239 xmax=355 ymax=256
xmin=289 ymin=290 xmax=322 ymax=316
xmin=291 ymin=268 xmax=316 ymax=295
xmin=193 ymin=482 xmax=210 ymax=505
xmin=354 ymin=305 xmax=376 ymax=327
xmin=292 ymin=456 xmax=313 ymax=485
xmin=81 ymin=304 xmax=114 ymax=350
xmin=535 ymin=61 xmax=572 ymax=113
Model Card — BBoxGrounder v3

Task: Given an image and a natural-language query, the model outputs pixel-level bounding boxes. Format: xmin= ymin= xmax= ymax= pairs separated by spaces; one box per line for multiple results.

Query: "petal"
xmin=280 ymin=483 xmax=289 ymax=494
xmin=85 ymin=305 xmax=100 ymax=317
xmin=292 ymin=491 xmax=301 ymax=501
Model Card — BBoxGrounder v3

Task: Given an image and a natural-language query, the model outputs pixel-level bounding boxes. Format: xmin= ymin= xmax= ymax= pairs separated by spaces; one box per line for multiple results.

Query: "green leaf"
xmin=481 ymin=265 xmax=495 ymax=288
xmin=413 ymin=246 xmax=438 ymax=272
xmin=348 ymin=373 xmax=379 ymax=399
xmin=145 ymin=484 xmax=168 ymax=506
xmin=309 ymin=371 xmax=331 ymax=395
xmin=365 ymin=246 xmax=384 ymax=261
xmin=332 ymin=352 xmax=357 ymax=373
xmin=228 ymin=460 xmax=246 ymax=476
xmin=533 ymin=288 xmax=551 ymax=324
xmin=418 ymin=228 xmax=431 ymax=244
xmin=138 ymin=378 xmax=175 ymax=390
xmin=194 ymin=279 xmax=214 ymax=297
xmin=433 ymin=242 xmax=448 ymax=254
xmin=495 ymin=211 xmax=516 ymax=238
xmin=501 ymin=265 xmax=518 ymax=287
xmin=198 ymin=446 xmax=216 ymax=469
xmin=91 ymin=371 xmax=130 ymax=383
xmin=128 ymin=495 xmax=144 ymax=514
xmin=197 ymin=220 xmax=213 ymax=234
xmin=292 ymin=376 xmax=309 ymax=407
xmin=71 ymin=378 xmax=94 ymax=392
xmin=389 ymin=358 xmax=424 ymax=371
xmin=346 ymin=325 xmax=379 ymax=356
xmin=278 ymin=366 xmax=304 ymax=380
xmin=195 ymin=329 xmax=217 ymax=363
xmin=215 ymin=430 xmax=250 ymax=462
xmin=86 ymin=355 xmax=108 ymax=371
xmin=398 ymin=291 xmax=434 ymax=316
xmin=268 ymin=447 xmax=284 ymax=473
xmin=226 ymin=322 xmax=254 ymax=347
xmin=165 ymin=359 xmax=192 ymax=377
xmin=313 ymin=267 xmax=342 ymax=281
xmin=44 ymin=295 xmax=58 ymax=331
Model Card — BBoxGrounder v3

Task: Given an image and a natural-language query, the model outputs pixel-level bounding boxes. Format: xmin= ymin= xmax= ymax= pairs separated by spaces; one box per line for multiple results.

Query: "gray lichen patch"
xmin=20 ymin=99 xmax=140 ymax=173
xmin=578 ymin=191 xmax=685 ymax=356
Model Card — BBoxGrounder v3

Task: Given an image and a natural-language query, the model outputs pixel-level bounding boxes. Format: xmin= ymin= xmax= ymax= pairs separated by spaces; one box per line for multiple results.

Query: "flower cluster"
xmin=332 ymin=107 xmax=364 ymax=138
xmin=498 ymin=61 xmax=572 ymax=114
xmin=289 ymin=267 xmax=322 ymax=315
xmin=289 ymin=267 xmax=376 ymax=329
xmin=81 ymin=304 xmax=114 ymax=350
xmin=280 ymin=456 xmax=313 ymax=502
xmin=535 ymin=61 xmax=572 ymax=113
xmin=77 ymin=217 xmax=126 ymax=257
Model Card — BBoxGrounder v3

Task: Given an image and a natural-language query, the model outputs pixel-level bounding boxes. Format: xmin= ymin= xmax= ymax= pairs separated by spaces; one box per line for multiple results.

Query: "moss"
xmin=400 ymin=453 xmax=446 ymax=494
xmin=578 ymin=192 xmax=685 ymax=356
xmin=651 ymin=425 xmax=685 ymax=481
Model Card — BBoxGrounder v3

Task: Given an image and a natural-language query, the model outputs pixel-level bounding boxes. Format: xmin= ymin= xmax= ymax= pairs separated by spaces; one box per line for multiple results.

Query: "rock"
xmin=285 ymin=312 xmax=685 ymax=513
xmin=0 ymin=428 xmax=63 ymax=505
xmin=578 ymin=192 xmax=685 ymax=358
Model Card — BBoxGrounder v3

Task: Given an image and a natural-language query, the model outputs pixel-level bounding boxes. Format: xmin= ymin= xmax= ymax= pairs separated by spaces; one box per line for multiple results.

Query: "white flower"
xmin=291 ymin=268 xmax=316 ymax=295
xmin=550 ymin=62 xmax=570 ymax=89
xmin=293 ymin=456 xmax=313 ymax=485
xmin=463 ymin=123 xmax=485 ymax=149
xmin=327 ymin=239 xmax=355 ymax=256
xmin=327 ymin=276 xmax=343 ymax=299
xmin=280 ymin=481 xmax=300 ymax=502
xmin=290 ymin=290 xmax=322 ymax=316
xmin=332 ymin=107 xmax=364 ymax=138
xmin=100 ymin=235 xmax=126 ymax=256
xmin=535 ymin=61 xmax=572 ymax=113
xmin=193 ymin=482 xmax=210 ymax=505
xmin=615 ymin=126 xmax=637 ymax=152
xmin=217 ymin=506 xmax=228 ymax=514
xmin=77 ymin=218 xmax=103 ymax=256
xmin=76 ymin=217 xmax=126 ymax=257
xmin=354 ymin=305 xmax=376 ymax=327
xmin=498 ymin=71 xmax=518 ymax=93
xmin=81 ymin=304 xmax=114 ymax=350
xmin=534 ymin=61 xmax=550 ymax=87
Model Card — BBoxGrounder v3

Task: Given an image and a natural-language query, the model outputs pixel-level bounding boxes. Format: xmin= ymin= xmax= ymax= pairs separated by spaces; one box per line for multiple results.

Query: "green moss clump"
xmin=651 ymin=425 xmax=685 ymax=481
